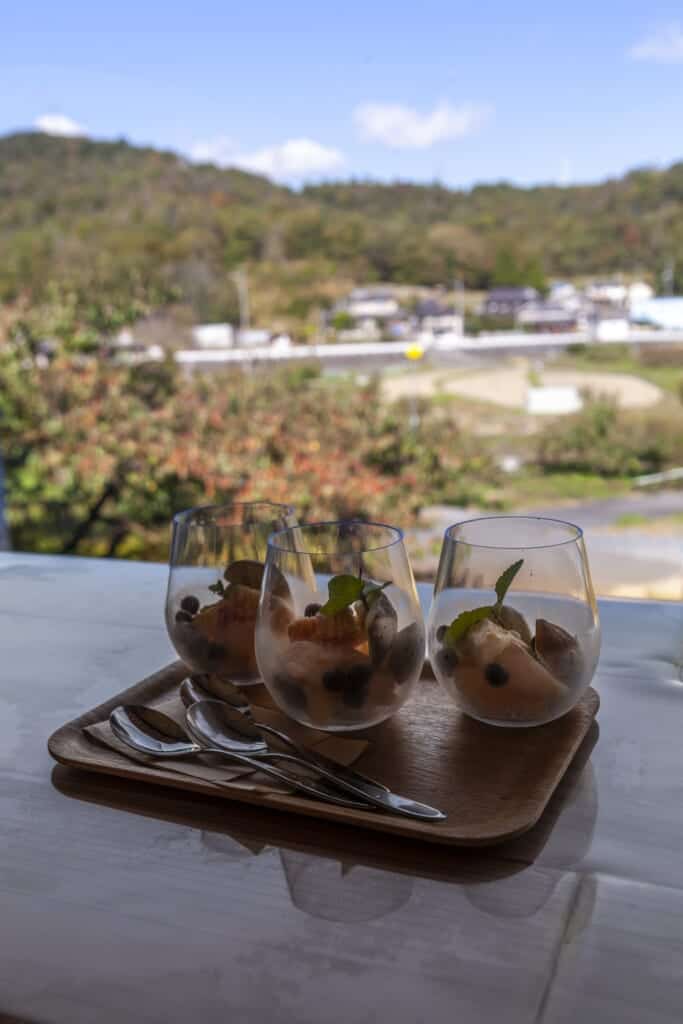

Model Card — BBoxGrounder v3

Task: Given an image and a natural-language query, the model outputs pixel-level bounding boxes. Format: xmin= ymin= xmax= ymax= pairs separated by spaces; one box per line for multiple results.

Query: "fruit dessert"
xmin=271 ymin=575 xmax=423 ymax=727
xmin=170 ymin=559 xmax=292 ymax=681
xmin=432 ymin=559 xmax=584 ymax=723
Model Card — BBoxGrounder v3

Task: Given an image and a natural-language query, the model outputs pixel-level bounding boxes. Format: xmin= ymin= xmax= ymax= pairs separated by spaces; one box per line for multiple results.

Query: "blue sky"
xmin=2 ymin=1 xmax=683 ymax=188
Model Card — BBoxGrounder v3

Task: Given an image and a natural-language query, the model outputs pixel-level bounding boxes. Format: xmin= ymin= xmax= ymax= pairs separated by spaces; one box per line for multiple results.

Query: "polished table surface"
xmin=1 ymin=551 xmax=682 ymax=1024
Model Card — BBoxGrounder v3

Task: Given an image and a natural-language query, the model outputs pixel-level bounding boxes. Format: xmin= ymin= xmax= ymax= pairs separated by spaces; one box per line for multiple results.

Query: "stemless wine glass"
xmin=427 ymin=516 xmax=601 ymax=727
xmin=165 ymin=501 xmax=297 ymax=685
xmin=255 ymin=521 xmax=425 ymax=731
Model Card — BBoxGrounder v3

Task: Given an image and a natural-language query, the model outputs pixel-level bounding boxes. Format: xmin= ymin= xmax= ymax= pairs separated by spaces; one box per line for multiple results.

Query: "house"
xmin=483 ymin=287 xmax=539 ymax=318
xmin=585 ymin=281 xmax=628 ymax=306
xmin=516 ymin=302 xmax=578 ymax=333
xmin=593 ymin=315 xmax=630 ymax=342
xmin=192 ymin=323 xmax=235 ymax=348
xmin=627 ymin=281 xmax=655 ymax=307
xmin=343 ymin=288 xmax=400 ymax=321
xmin=237 ymin=328 xmax=271 ymax=348
xmin=414 ymin=299 xmax=464 ymax=335
xmin=548 ymin=281 xmax=578 ymax=307
xmin=338 ymin=321 xmax=382 ymax=343
xmin=630 ymin=296 xmax=683 ymax=330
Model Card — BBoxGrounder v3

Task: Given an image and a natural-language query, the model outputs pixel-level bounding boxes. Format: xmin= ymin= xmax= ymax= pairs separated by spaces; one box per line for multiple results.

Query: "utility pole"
xmin=661 ymin=262 xmax=675 ymax=297
xmin=231 ymin=269 xmax=250 ymax=330
xmin=453 ymin=278 xmax=465 ymax=334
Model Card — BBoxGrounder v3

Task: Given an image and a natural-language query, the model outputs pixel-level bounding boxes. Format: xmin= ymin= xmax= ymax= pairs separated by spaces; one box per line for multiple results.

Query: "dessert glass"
xmin=165 ymin=501 xmax=297 ymax=685
xmin=427 ymin=516 xmax=601 ymax=727
xmin=255 ymin=521 xmax=425 ymax=731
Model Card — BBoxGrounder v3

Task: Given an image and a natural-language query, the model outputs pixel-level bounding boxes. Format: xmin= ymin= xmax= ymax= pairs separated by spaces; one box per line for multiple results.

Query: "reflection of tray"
xmin=48 ymin=661 xmax=599 ymax=847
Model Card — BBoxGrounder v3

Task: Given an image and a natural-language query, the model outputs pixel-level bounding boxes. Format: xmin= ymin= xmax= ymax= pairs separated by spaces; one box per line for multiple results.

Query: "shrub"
xmin=537 ymin=396 xmax=683 ymax=477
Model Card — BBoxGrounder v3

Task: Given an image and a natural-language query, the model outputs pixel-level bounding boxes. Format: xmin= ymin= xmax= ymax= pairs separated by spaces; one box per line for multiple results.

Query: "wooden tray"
xmin=48 ymin=661 xmax=599 ymax=846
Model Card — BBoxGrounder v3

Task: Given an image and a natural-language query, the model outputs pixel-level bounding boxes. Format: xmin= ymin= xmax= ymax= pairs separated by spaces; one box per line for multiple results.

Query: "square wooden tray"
xmin=48 ymin=661 xmax=599 ymax=846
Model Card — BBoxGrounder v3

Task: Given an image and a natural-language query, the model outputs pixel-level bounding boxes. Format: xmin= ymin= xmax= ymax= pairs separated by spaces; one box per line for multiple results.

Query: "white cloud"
xmin=354 ymin=100 xmax=490 ymax=148
xmin=34 ymin=113 xmax=86 ymax=137
xmin=190 ymin=136 xmax=343 ymax=181
xmin=629 ymin=23 xmax=683 ymax=63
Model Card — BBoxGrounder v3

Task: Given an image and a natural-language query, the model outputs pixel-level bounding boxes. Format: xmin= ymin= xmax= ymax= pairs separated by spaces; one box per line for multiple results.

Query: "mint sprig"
xmin=319 ymin=574 xmax=390 ymax=616
xmin=494 ymin=558 xmax=524 ymax=605
xmin=443 ymin=559 xmax=524 ymax=648
xmin=208 ymin=579 xmax=228 ymax=597
xmin=444 ymin=605 xmax=494 ymax=646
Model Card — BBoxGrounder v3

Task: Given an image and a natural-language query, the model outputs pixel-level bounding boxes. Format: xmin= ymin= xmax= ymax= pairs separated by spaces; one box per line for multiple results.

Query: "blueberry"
xmin=175 ymin=610 xmax=193 ymax=623
xmin=304 ymin=602 xmax=322 ymax=618
xmin=434 ymin=646 xmax=459 ymax=676
xmin=323 ymin=668 xmax=348 ymax=692
xmin=181 ymin=595 xmax=200 ymax=615
xmin=276 ymin=677 xmax=308 ymax=711
xmin=347 ymin=663 xmax=372 ymax=687
xmin=484 ymin=662 xmax=509 ymax=687
xmin=342 ymin=681 xmax=369 ymax=709
xmin=436 ymin=624 xmax=447 ymax=644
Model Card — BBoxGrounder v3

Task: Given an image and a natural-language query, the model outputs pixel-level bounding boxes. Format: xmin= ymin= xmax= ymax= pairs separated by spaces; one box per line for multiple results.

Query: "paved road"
xmin=412 ymin=492 xmax=683 ymax=598
xmin=524 ymin=489 xmax=683 ymax=528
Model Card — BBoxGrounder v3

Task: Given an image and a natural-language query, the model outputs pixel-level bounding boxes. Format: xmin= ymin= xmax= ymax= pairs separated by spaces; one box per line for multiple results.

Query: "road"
xmin=411 ymin=492 xmax=683 ymax=599
xmin=522 ymin=489 xmax=683 ymax=528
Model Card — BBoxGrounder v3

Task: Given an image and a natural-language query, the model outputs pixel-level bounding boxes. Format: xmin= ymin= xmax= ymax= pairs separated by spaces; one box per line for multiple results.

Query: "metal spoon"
xmin=181 ymin=674 xmax=250 ymax=713
xmin=186 ymin=700 xmax=447 ymax=822
xmin=109 ymin=705 xmax=369 ymax=810
xmin=180 ymin=675 xmax=391 ymax=795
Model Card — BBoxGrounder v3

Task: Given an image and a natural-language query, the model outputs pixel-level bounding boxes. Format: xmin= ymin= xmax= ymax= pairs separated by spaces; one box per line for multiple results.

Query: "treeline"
xmin=2 ymin=132 xmax=683 ymax=343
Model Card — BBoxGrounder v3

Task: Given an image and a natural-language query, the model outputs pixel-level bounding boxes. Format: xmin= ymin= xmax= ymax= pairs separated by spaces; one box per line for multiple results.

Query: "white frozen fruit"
xmin=455 ymin=618 xmax=566 ymax=720
xmin=494 ymin=604 xmax=532 ymax=645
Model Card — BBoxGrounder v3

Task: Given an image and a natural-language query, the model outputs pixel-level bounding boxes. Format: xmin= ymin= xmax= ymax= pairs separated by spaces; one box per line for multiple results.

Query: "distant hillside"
xmin=1 ymin=132 xmax=682 ymax=342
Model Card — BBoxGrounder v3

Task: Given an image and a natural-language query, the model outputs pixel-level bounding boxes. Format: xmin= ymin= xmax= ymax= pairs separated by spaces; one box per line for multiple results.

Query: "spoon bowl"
xmin=185 ymin=699 xmax=268 ymax=755
xmin=180 ymin=674 xmax=250 ymax=712
xmin=110 ymin=705 xmax=200 ymax=758
xmin=110 ymin=702 xmax=370 ymax=810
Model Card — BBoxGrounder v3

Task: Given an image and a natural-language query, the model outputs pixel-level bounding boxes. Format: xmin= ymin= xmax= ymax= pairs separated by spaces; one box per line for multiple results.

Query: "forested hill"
xmin=1 ymin=132 xmax=682 ymax=340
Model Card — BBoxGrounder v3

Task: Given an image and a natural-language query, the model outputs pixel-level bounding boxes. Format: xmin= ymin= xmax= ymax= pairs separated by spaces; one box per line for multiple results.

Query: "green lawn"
xmin=503 ymin=471 xmax=633 ymax=507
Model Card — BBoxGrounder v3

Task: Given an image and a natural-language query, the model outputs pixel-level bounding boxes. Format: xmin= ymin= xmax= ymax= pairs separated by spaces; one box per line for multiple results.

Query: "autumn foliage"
xmin=1 ymin=336 xmax=500 ymax=559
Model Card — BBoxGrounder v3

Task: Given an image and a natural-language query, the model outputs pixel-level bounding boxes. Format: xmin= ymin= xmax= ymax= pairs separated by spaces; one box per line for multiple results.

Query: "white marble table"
xmin=1 ymin=551 xmax=682 ymax=1024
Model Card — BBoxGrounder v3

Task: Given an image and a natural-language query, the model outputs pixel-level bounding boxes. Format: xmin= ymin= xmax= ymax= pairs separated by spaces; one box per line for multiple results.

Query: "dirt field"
xmin=383 ymin=365 xmax=662 ymax=410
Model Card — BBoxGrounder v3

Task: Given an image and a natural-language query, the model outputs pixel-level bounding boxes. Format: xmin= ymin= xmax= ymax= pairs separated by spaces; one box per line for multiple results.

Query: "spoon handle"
xmin=206 ymin=748 xmax=370 ymax=810
xmin=247 ymin=751 xmax=446 ymax=822
xmin=254 ymin=721 xmax=391 ymax=794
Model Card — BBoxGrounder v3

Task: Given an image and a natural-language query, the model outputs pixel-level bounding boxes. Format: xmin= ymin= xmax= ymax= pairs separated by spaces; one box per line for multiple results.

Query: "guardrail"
xmin=174 ymin=329 xmax=683 ymax=367
xmin=634 ymin=468 xmax=683 ymax=488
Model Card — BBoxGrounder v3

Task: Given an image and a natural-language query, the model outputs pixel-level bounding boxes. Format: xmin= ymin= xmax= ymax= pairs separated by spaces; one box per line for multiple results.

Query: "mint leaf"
xmin=208 ymin=579 xmax=227 ymax=597
xmin=494 ymin=559 xmax=524 ymax=607
xmin=319 ymin=574 xmax=364 ymax=616
xmin=444 ymin=605 xmax=494 ymax=647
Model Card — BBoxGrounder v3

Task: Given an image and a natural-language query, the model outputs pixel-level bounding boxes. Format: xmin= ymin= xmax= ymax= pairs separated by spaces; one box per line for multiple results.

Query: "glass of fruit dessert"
xmin=427 ymin=516 xmax=601 ymax=727
xmin=255 ymin=521 xmax=426 ymax=731
xmin=165 ymin=502 xmax=297 ymax=685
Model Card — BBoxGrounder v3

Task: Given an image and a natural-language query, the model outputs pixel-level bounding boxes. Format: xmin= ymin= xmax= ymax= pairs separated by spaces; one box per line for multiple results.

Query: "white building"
xmin=414 ymin=298 xmax=463 ymax=335
xmin=548 ymin=281 xmax=579 ymax=307
xmin=344 ymin=288 xmax=400 ymax=320
xmin=585 ymin=281 xmax=628 ymax=305
xmin=630 ymin=296 xmax=683 ymax=329
xmin=191 ymin=323 xmax=235 ymax=348
xmin=526 ymin=386 xmax=583 ymax=415
xmin=237 ymin=328 xmax=271 ymax=348
xmin=627 ymin=281 xmax=655 ymax=307
xmin=594 ymin=316 xmax=630 ymax=342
